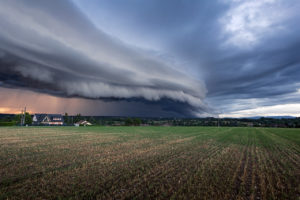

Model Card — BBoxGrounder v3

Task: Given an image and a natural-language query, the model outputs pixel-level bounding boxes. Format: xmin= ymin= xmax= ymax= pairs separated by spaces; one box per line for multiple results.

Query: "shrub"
xmin=0 ymin=121 xmax=17 ymax=126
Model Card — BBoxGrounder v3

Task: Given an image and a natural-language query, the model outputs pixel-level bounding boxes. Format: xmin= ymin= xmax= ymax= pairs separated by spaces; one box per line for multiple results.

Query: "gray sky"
xmin=0 ymin=0 xmax=300 ymax=117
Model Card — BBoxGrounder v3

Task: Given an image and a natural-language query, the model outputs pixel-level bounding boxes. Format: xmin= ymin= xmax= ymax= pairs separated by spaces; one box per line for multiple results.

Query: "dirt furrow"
xmin=253 ymin=146 xmax=262 ymax=200
xmin=257 ymin=146 xmax=278 ymax=199
xmin=263 ymin=145 xmax=299 ymax=199
xmin=244 ymin=143 xmax=253 ymax=200
xmin=233 ymin=145 xmax=248 ymax=198
xmin=112 ymin=143 xmax=224 ymax=199
xmin=273 ymin=145 xmax=300 ymax=170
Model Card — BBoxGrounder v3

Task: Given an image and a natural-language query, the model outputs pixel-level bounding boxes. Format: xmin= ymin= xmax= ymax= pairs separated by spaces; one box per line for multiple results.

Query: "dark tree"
xmin=125 ymin=118 xmax=133 ymax=126
xmin=133 ymin=118 xmax=141 ymax=126
xmin=74 ymin=114 xmax=82 ymax=123
xmin=24 ymin=112 xmax=32 ymax=125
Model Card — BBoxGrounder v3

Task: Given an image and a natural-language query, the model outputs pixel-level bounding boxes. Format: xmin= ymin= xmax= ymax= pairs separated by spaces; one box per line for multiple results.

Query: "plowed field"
xmin=0 ymin=127 xmax=299 ymax=199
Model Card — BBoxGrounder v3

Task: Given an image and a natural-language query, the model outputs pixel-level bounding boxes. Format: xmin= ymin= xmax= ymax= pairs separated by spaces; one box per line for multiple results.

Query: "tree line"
xmin=1 ymin=113 xmax=299 ymax=128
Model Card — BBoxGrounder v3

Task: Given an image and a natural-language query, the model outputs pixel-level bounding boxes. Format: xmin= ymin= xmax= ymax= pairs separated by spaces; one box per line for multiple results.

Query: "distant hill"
xmin=243 ymin=116 xmax=296 ymax=119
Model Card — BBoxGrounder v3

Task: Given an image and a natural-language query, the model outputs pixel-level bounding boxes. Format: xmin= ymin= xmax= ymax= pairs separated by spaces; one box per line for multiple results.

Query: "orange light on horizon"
xmin=0 ymin=107 xmax=33 ymax=114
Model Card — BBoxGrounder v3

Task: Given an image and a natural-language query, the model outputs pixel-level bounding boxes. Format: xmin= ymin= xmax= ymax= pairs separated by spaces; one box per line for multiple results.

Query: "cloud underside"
xmin=0 ymin=87 xmax=203 ymax=117
xmin=0 ymin=0 xmax=207 ymax=116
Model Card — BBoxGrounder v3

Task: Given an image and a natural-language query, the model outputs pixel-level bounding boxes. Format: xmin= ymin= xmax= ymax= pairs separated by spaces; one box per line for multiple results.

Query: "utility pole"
xmin=20 ymin=109 xmax=23 ymax=126
xmin=20 ymin=106 xmax=26 ymax=126
xmin=23 ymin=106 xmax=26 ymax=126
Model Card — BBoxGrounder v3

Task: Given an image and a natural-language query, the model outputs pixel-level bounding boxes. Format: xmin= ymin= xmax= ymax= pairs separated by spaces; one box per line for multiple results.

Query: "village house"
xmin=32 ymin=114 xmax=64 ymax=125
xmin=74 ymin=120 xmax=92 ymax=126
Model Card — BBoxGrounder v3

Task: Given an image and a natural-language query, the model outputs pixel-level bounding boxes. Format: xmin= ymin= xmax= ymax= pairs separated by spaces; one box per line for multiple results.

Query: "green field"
xmin=0 ymin=127 xmax=299 ymax=199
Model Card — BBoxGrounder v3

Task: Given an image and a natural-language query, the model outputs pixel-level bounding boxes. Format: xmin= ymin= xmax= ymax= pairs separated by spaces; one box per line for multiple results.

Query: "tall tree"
xmin=24 ymin=112 xmax=32 ymax=125
xmin=74 ymin=113 xmax=82 ymax=123
xmin=64 ymin=113 xmax=69 ymax=125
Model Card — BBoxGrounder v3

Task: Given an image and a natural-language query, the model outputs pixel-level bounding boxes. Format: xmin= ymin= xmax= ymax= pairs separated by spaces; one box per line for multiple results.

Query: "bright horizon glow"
xmin=220 ymin=103 xmax=300 ymax=118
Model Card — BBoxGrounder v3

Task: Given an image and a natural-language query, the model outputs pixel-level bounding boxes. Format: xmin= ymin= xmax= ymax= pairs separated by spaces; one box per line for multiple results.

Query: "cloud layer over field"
xmin=0 ymin=0 xmax=300 ymax=117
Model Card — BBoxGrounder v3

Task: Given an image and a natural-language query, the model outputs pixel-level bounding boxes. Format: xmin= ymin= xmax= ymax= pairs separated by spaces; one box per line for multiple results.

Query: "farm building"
xmin=32 ymin=114 xmax=64 ymax=125
xmin=74 ymin=120 xmax=92 ymax=126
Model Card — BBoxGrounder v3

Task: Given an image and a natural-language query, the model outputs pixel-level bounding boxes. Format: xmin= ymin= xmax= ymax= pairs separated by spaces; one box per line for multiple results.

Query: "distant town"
xmin=0 ymin=113 xmax=299 ymax=128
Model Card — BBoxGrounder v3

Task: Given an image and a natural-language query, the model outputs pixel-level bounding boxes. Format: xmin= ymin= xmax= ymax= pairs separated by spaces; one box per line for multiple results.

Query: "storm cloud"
xmin=0 ymin=0 xmax=210 ymax=116
xmin=1 ymin=0 xmax=300 ymax=117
